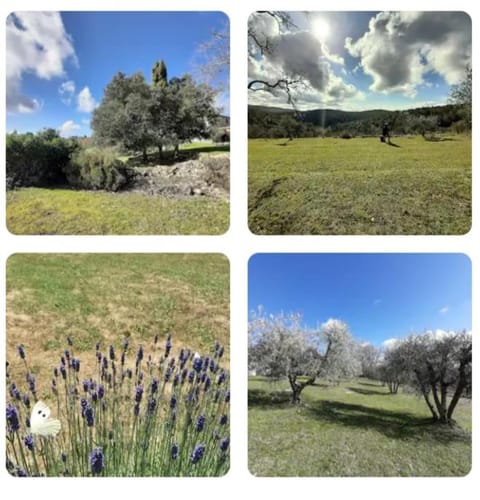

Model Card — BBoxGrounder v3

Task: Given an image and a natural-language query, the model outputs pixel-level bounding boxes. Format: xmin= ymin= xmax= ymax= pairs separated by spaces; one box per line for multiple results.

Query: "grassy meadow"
xmin=7 ymin=254 xmax=229 ymax=388
xmin=248 ymin=135 xmax=471 ymax=235
xmin=6 ymin=189 xmax=229 ymax=235
xmin=248 ymin=377 xmax=471 ymax=477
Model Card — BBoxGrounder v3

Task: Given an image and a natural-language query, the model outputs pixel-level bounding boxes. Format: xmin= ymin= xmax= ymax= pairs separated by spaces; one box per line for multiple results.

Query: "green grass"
xmin=248 ymin=377 xmax=471 ymax=477
xmin=6 ymin=188 xmax=229 ymax=235
xmin=7 ymin=254 xmax=229 ymax=388
xmin=248 ymin=135 xmax=471 ymax=234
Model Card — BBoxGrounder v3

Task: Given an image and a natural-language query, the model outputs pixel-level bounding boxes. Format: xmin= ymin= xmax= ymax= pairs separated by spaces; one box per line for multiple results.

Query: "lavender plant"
xmin=6 ymin=335 xmax=229 ymax=477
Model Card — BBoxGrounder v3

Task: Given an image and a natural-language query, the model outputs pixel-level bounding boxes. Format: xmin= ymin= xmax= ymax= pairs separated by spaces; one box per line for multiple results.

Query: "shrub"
xmin=65 ymin=148 xmax=131 ymax=191
xmin=6 ymin=335 xmax=230 ymax=477
xmin=6 ymin=129 xmax=78 ymax=188
xmin=201 ymin=154 xmax=230 ymax=192
xmin=212 ymin=129 xmax=230 ymax=143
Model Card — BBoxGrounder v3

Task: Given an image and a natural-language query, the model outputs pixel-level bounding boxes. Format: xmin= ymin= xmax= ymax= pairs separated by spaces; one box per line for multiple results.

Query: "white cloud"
xmin=346 ymin=12 xmax=471 ymax=97
xmin=439 ymin=306 xmax=449 ymax=314
xmin=383 ymin=338 xmax=400 ymax=350
xmin=59 ymin=120 xmax=81 ymax=137
xmin=59 ymin=80 xmax=76 ymax=105
xmin=77 ymin=86 xmax=97 ymax=113
xmin=248 ymin=13 xmax=361 ymax=110
xmin=6 ymin=12 xmax=77 ymax=113
xmin=373 ymin=299 xmax=382 ymax=306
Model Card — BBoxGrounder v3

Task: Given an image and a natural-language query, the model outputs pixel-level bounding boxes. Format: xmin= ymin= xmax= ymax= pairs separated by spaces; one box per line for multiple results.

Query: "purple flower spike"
xmin=196 ymin=414 xmax=206 ymax=432
xmin=220 ymin=437 xmax=230 ymax=452
xmin=190 ymin=443 xmax=206 ymax=464
xmin=135 ymin=385 xmax=143 ymax=403
xmin=6 ymin=404 xmax=20 ymax=432
xmin=24 ymin=434 xmax=34 ymax=451
xmin=89 ymin=447 xmax=104 ymax=475
xmin=17 ymin=345 xmax=26 ymax=360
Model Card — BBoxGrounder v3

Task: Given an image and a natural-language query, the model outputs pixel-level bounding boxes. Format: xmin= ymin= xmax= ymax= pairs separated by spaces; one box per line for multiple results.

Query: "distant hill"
xmin=248 ymin=103 xmax=465 ymax=138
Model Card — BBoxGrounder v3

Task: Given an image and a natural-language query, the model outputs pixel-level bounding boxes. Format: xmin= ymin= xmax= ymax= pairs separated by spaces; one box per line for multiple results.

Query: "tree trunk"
xmin=447 ymin=354 xmax=470 ymax=421
xmin=158 ymin=144 xmax=163 ymax=161
xmin=427 ymin=363 xmax=448 ymax=422
xmin=415 ymin=369 xmax=439 ymax=421
xmin=142 ymin=148 xmax=148 ymax=163
xmin=422 ymin=391 xmax=439 ymax=421
xmin=287 ymin=373 xmax=316 ymax=404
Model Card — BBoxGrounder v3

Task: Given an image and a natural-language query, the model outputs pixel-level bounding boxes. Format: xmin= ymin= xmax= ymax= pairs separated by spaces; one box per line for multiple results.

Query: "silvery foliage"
xmin=248 ymin=308 xmax=360 ymax=382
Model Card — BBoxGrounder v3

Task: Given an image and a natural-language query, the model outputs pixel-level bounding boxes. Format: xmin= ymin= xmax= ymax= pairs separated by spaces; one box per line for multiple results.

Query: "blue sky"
xmin=248 ymin=11 xmax=471 ymax=111
xmin=6 ymin=11 xmax=229 ymax=136
xmin=248 ymin=254 xmax=471 ymax=346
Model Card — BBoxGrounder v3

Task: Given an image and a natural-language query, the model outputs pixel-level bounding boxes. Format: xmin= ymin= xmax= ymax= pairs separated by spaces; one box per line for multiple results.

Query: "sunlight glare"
xmin=311 ymin=16 xmax=331 ymax=43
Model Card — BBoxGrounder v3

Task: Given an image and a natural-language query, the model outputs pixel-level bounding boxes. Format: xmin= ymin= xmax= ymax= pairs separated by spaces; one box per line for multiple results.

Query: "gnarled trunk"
xmin=287 ymin=373 xmax=316 ymax=404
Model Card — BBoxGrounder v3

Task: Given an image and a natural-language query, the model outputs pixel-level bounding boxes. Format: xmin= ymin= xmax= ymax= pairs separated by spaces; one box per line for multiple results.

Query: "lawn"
xmin=248 ymin=377 xmax=471 ymax=477
xmin=6 ymin=254 xmax=230 ymax=392
xmin=248 ymin=135 xmax=471 ymax=235
xmin=6 ymin=189 xmax=229 ymax=235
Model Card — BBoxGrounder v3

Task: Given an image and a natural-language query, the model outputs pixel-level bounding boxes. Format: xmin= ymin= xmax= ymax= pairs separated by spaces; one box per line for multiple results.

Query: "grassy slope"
xmin=7 ymin=254 xmax=229 ymax=392
xmin=248 ymin=136 xmax=471 ymax=235
xmin=7 ymin=189 xmax=229 ymax=235
xmin=248 ymin=377 xmax=471 ymax=477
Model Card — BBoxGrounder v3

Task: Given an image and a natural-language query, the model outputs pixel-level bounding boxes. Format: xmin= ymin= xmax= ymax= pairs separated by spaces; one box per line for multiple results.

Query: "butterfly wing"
xmin=30 ymin=401 xmax=61 ymax=436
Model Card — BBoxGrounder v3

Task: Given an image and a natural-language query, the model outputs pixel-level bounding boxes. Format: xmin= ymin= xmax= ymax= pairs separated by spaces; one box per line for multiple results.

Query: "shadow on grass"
xmin=358 ymin=381 xmax=383 ymax=388
xmin=248 ymin=388 xmax=292 ymax=409
xmin=306 ymin=400 xmax=470 ymax=443
xmin=387 ymin=141 xmax=401 ymax=148
xmin=347 ymin=387 xmax=391 ymax=396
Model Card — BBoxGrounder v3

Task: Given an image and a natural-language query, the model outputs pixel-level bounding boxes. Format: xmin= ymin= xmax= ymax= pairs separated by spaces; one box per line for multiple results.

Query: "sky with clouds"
xmin=248 ymin=11 xmax=471 ymax=111
xmin=248 ymin=254 xmax=471 ymax=347
xmin=6 ymin=11 xmax=229 ymax=137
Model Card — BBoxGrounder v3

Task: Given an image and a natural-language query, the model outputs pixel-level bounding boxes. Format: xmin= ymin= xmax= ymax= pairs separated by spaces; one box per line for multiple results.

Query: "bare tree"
xmin=193 ymin=23 xmax=229 ymax=89
xmin=248 ymin=11 xmax=304 ymax=112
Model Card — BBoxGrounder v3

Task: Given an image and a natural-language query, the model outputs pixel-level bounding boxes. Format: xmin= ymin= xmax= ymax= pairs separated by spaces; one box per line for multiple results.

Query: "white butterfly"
xmin=30 ymin=401 xmax=61 ymax=437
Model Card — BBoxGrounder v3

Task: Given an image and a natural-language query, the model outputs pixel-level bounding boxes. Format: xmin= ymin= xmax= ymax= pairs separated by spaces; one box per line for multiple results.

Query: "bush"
xmin=65 ymin=148 xmax=131 ymax=191
xmin=201 ymin=154 xmax=230 ymax=192
xmin=6 ymin=335 xmax=230 ymax=477
xmin=212 ymin=129 xmax=230 ymax=143
xmin=6 ymin=129 xmax=78 ymax=188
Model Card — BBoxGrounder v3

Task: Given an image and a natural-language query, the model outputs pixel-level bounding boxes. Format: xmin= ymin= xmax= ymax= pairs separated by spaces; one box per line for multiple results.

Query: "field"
xmin=7 ymin=254 xmax=230 ymax=387
xmin=6 ymin=143 xmax=229 ymax=235
xmin=248 ymin=135 xmax=471 ymax=235
xmin=249 ymin=377 xmax=471 ymax=477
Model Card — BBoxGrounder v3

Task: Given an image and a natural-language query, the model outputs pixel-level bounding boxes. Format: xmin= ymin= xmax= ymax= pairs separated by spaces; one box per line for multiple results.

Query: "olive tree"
xmin=449 ymin=66 xmax=472 ymax=129
xmin=248 ymin=310 xmax=360 ymax=403
xmin=378 ymin=342 xmax=405 ymax=394
xmin=389 ymin=331 xmax=471 ymax=423
xmin=358 ymin=343 xmax=381 ymax=380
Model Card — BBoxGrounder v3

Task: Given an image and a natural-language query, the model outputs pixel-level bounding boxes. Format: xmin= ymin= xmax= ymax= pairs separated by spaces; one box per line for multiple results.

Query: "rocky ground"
xmin=128 ymin=153 xmax=229 ymax=199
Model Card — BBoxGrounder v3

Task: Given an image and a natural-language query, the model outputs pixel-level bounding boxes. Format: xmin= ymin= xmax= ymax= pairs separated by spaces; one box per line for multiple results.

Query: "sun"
xmin=311 ymin=16 xmax=331 ymax=43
